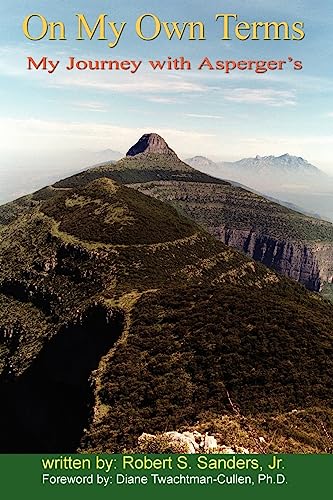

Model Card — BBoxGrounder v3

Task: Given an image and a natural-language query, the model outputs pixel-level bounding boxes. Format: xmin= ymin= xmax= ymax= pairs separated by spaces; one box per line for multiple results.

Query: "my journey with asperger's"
xmin=26 ymin=54 xmax=303 ymax=75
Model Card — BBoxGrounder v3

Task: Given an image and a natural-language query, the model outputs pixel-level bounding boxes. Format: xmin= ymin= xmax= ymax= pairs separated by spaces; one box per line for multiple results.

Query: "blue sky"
xmin=1 ymin=0 xmax=333 ymax=176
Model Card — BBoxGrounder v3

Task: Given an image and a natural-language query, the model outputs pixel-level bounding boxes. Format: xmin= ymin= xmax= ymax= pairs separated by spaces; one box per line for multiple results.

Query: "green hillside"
xmin=0 ymin=177 xmax=332 ymax=453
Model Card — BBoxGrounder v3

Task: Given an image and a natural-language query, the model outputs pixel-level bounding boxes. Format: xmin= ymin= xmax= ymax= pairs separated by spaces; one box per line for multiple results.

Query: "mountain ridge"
xmin=1 ymin=171 xmax=333 ymax=453
xmin=0 ymin=134 xmax=333 ymax=293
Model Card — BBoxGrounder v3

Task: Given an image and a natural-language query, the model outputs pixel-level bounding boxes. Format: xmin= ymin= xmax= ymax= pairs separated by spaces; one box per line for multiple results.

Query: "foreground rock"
xmin=138 ymin=431 xmax=253 ymax=454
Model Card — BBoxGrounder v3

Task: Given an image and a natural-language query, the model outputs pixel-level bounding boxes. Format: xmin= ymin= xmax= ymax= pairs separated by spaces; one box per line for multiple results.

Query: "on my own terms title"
xmin=22 ymin=13 xmax=305 ymax=48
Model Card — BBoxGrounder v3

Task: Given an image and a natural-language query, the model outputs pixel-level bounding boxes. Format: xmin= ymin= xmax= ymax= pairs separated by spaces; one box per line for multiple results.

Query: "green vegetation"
xmin=42 ymin=179 xmax=196 ymax=246
xmin=130 ymin=408 xmax=333 ymax=453
xmin=177 ymin=408 xmax=333 ymax=454
xmin=82 ymin=280 xmax=333 ymax=452
xmin=0 ymin=147 xmax=332 ymax=453
xmin=322 ymin=283 xmax=333 ymax=302
xmin=135 ymin=181 xmax=333 ymax=243
xmin=1 ymin=152 xmax=332 ymax=245
xmin=0 ymin=155 xmax=227 ymax=225
xmin=53 ymin=153 xmax=227 ymax=189
xmin=0 ymin=177 xmax=267 ymax=382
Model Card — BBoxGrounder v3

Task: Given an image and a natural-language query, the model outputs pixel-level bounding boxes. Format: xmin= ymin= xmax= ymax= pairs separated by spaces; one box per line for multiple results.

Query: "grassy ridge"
xmin=1 ymin=153 xmax=332 ymax=245
xmin=42 ymin=179 xmax=197 ymax=245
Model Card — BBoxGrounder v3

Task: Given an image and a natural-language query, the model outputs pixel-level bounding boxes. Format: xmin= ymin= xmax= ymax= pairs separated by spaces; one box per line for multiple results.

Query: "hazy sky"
xmin=1 ymin=0 xmax=333 ymax=177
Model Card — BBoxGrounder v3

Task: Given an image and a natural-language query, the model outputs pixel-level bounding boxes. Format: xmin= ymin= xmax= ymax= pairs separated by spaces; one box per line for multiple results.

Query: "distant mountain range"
xmin=229 ymin=154 xmax=324 ymax=175
xmin=2 ymin=149 xmax=331 ymax=223
xmin=186 ymin=154 xmax=333 ymax=222
xmin=82 ymin=148 xmax=124 ymax=166
xmin=186 ymin=153 xmax=327 ymax=181
xmin=1 ymin=133 xmax=333 ymax=454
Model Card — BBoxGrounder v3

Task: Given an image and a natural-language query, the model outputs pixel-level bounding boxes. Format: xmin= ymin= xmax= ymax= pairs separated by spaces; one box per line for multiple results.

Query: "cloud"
xmin=71 ymin=101 xmax=108 ymax=112
xmin=49 ymin=72 xmax=211 ymax=94
xmin=0 ymin=45 xmax=213 ymax=96
xmin=145 ymin=96 xmax=183 ymax=104
xmin=242 ymin=135 xmax=333 ymax=147
xmin=0 ymin=117 xmax=216 ymax=156
xmin=186 ymin=113 xmax=223 ymax=119
xmin=223 ymin=88 xmax=297 ymax=106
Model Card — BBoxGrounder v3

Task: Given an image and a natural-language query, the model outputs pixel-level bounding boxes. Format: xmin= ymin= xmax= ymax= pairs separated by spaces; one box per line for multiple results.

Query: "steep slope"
xmin=135 ymin=181 xmax=333 ymax=291
xmin=1 ymin=134 xmax=333 ymax=292
xmin=127 ymin=132 xmax=175 ymax=156
xmin=0 ymin=177 xmax=333 ymax=453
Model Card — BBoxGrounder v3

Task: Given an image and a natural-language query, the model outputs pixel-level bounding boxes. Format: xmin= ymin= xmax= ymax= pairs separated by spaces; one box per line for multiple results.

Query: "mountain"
xmin=1 ymin=170 xmax=333 ymax=453
xmin=127 ymin=133 xmax=176 ymax=156
xmin=135 ymin=181 xmax=333 ymax=293
xmin=53 ymin=136 xmax=223 ymax=186
xmin=186 ymin=154 xmax=333 ymax=222
xmin=186 ymin=154 xmax=326 ymax=178
xmin=182 ymin=155 xmax=217 ymax=171
xmin=81 ymin=149 xmax=124 ymax=168
xmin=225 ymin=154 xmax=325 ymax=176
xmin=1 ymin=134 xmax=333 ymax=293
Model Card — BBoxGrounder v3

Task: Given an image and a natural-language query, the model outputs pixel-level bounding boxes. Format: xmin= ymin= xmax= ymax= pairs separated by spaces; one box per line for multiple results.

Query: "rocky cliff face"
xmin=312 ymin=242 xmax=333 ymax=289
xmin=210 ymin=226 xmax=333 ymax=292
xmin=126 ymin=133 xmax=176 ymax=156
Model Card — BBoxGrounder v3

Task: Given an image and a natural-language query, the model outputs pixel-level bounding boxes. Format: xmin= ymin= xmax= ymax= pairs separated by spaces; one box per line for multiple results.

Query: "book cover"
xmin=0 ymin=1 xmax=332 ymax=498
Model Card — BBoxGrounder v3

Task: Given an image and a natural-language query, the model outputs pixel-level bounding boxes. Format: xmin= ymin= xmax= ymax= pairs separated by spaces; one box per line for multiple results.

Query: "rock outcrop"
xmin=211 ymin=227 xmax=333 ymax=292
xmin=138 ymin=431 xmax=252 ymax=454
xmin=126 ymin=133 xmax=176 ymax=157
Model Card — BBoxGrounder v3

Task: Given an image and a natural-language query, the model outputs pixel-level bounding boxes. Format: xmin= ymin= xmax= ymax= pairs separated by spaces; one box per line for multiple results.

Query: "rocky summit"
xmin=126 ymin=133 xmax=175 ymax=157
xmin=0 ymin=145 xmax=333 ymax=454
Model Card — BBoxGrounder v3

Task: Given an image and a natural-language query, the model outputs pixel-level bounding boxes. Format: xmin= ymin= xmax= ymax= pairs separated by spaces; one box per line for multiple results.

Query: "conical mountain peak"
xmin=126 ymin=133 xmax=176 ymax=157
